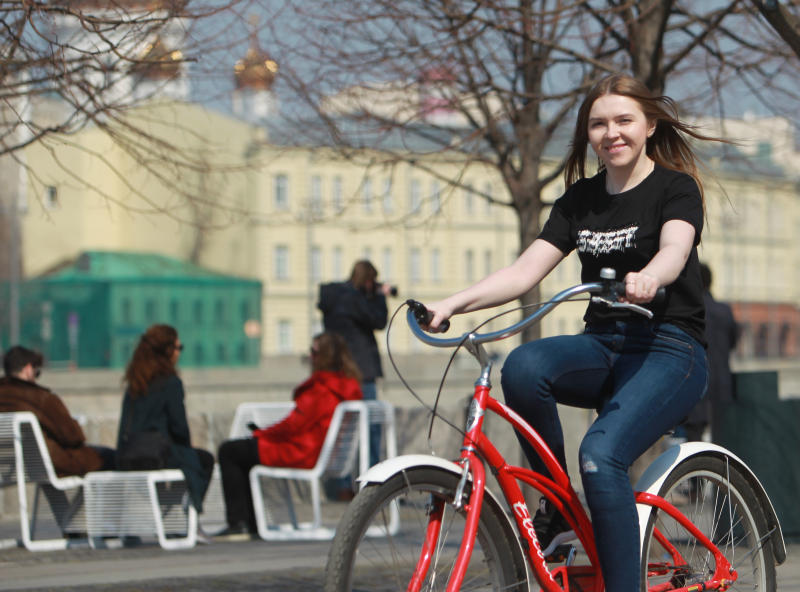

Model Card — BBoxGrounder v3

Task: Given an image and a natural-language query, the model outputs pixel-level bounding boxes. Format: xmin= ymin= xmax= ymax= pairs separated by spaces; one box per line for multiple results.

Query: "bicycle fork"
xmin=442 ymin=384 xmax=491 ymax=592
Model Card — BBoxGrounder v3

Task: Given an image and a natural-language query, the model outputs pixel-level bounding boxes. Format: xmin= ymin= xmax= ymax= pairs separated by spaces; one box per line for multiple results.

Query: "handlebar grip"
xmin=406 ymin=299 xmax=450 ymax=332
xmin=612 ymin=282 xmax=666 ymax=303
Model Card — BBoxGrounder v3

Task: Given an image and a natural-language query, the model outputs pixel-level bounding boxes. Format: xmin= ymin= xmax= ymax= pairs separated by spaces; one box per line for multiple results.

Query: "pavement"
xmin=0 ymin=521 xmax=797 ymax=591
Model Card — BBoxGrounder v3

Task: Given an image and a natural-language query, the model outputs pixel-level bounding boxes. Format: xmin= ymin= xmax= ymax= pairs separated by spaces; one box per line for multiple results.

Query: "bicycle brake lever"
xmin=591 ymin=296 xmax=654 ymax=319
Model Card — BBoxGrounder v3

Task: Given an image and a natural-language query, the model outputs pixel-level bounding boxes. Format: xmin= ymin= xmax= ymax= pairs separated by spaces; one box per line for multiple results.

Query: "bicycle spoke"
xmin=641 ymin=457 xmax=775 ymax=592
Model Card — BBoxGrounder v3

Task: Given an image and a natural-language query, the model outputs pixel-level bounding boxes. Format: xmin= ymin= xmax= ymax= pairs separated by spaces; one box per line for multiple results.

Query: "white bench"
xmin=0 ymin=411 xmax=196 ymax=550
xmin=83 ymin=469 xmax=196 ymax=550
xmin=226 ymin=399 xmax=397 ymax=540
xmin=0 ymin=412 xmax=86 ymax=551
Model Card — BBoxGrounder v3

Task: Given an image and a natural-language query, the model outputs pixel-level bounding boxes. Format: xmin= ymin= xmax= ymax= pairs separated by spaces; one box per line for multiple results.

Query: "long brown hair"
xmin=565 ymin=74 xmax=725 ymax=199
xmin=349 ymin=260 xmax=378 ymax=291
xmin=311 ymin=332 xmax=362 ymax=381
xmin=124 ymin=324 xmax=179 ymax=398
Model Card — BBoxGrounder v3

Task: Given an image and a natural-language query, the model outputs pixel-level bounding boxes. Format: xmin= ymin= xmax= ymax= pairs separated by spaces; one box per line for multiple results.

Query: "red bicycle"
xmin=324 ymin=269 xmax=786 ymax=591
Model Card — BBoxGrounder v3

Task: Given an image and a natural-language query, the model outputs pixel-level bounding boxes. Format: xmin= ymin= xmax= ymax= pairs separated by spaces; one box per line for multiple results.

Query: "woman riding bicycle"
xmin=424 ymin=73 xmax=723 ymax=592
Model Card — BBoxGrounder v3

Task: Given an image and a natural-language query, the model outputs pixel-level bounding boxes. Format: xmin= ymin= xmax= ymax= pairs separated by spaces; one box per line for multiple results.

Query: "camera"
xmin=377 ymin=282 xmax=399 ymax=297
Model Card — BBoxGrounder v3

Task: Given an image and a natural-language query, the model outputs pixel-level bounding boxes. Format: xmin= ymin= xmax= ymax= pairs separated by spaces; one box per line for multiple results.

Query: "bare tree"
xmin=749 ymin=0 xmax=800 ymax=58
xmin=0 ymin=0 xmax=261 ymax=341
xmin=263 ymin=0 xmax=798 ymax=339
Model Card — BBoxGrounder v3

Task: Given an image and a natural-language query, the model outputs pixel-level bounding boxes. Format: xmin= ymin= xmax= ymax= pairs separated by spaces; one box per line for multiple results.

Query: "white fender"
xmin=358 ymin=454 xmax=464 ymax=484
xmin=635 ymin=442 xmax=786 ymax=564
xmin=358 ymin=453 xmax=527 ymax=561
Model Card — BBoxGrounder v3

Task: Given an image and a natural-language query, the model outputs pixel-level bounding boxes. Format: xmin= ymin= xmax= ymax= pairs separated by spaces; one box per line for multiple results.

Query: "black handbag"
xmin=117 ymin=430 xmax=171 ymax=470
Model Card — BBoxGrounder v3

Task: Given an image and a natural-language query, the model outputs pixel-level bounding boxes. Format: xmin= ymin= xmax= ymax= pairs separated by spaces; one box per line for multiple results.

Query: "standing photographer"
xmin=318 ymin=260 xmax=393 ymax=471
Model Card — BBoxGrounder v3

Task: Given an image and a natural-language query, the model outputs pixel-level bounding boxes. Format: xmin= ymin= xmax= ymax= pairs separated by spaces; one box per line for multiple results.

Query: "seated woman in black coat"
xmin=116 ymin=324 xmax=214 ymax=541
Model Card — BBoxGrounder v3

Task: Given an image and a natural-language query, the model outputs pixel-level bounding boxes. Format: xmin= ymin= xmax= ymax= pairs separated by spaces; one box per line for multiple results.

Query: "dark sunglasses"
xmin=34 ymin=367 xmax=42 ymax=379
xmin=175 ymin=344 xmax=184 ymax=352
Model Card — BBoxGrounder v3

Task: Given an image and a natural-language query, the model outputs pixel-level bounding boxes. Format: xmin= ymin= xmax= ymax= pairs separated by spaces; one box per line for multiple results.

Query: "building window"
xmin=409 ymin=247 xmax=422 ymax=284
xmin=431 ymin=181 xmax=442 ymax=214
xmin=362 ymin=246 xmax=373 ymax=262
xmin=464 ymin=184 xmax=475 ymax=215
xmin=483 ymin=249 xmax=493 ymax=277
xmin=169 ymin=299 xmax=180 ymax=323
xmin=310 ymin=246 xmax=322 ymax=282
xmin=237 ymin=342 xmax=248 ymax=363
xmin=409 ymin=178 xmax=421 ymax=215
xmin=362 ymin=177 xmax=373 ymax=213
xmin=240 ymin=300 xmax=250 ymax=322
xmin=193 ymin=300 xmax=204 ymax=323
xmin=483 ymin=182 xmax=493 ymax=215
xmin=465 ymin=249 xmax=475 ymax=283
xmin=431 ymin=248 xmax=442 ymax=283
xmin=382 ymin=179 xmax=393 ymax=214
xmin=332 ymin=246 xmax=343 ymax=280
xmin=274 ymin=245 xmax=289 ymax=280
xmin=332 ymin=175 xmax=343 ymax=213
xmin=310 ymin=174 xmax=323 ymax=216
xmin=216 ymin=343 xmax=227 ymax=363
xmin=144 ymin=299 xmax=157 ymax=322
xmin=214 ymin=299 xmax=225 ymax=323
xmin=274 ymin=174 xmax=289 ymax=210
xmin=121 ymin=298 xmax=132 ymax=324
xmin=277 ymin=319 xmax=293 ymax=353
xmin=45 ymin=186 xmax=59 ymax=210
xmin=381 ymin=247 xmax=393 ymax=282
xmin=779 ymin=322 xmax=792 ymax=357
xmin=755 ymin=324 xmax=769 ymax=358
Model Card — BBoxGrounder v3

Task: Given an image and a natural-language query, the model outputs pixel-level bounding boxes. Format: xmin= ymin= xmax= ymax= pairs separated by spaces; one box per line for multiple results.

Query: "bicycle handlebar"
xmin=406 ymin=268 xmax=664 ymax=350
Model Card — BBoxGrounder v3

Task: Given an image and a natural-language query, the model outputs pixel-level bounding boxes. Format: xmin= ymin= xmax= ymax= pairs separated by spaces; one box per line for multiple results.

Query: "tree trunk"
xmin=509 ymin=172 xmax=545 ymax=344
xmin=750 ymin=0 xmax=800 ymax=59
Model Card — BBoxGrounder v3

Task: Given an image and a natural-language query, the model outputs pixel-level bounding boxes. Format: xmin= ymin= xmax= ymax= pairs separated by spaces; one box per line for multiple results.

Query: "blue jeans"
xmin=500 ymin=321 xmax=708 ymax=592
xmin=361 ymin=381 xmax=381 ymax=468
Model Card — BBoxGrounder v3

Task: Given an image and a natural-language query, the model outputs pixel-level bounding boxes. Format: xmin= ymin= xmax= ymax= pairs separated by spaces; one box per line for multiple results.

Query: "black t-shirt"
xmin=539 ymin=165 xmax=706 ymax=345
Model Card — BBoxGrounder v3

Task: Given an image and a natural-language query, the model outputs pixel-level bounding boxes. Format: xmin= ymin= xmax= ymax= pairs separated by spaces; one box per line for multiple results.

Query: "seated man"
xmin=0 ymin=345 xmax=114 ymax=476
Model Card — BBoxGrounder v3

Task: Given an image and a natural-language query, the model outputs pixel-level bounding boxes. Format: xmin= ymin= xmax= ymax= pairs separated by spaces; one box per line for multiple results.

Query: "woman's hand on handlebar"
xmin=421 ymin=300 xmax=453 ymax=333
xmin=622 ymin=271 xmax=660 ymax=304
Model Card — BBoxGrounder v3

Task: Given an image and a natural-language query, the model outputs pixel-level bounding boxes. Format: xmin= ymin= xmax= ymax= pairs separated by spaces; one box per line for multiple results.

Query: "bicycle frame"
xmin=431 ymin=374 xmax=736 ymax=592
xmin=403 ymin=276 xmax=739 ymax=592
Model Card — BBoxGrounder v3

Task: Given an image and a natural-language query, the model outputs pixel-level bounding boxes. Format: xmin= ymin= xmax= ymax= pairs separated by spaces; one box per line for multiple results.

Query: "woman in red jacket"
xmin=216 ymin=332 xmax=363 ymax=538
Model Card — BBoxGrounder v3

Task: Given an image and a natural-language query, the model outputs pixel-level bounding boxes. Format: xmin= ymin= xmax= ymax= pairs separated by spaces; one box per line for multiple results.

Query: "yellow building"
xmin=17 ymin=96 xmax=800 ymax=362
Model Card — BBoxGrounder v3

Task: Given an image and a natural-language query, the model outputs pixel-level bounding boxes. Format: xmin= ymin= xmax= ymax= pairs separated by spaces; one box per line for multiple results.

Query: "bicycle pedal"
xmin=546 ymin=544 xmax=575 ymax=563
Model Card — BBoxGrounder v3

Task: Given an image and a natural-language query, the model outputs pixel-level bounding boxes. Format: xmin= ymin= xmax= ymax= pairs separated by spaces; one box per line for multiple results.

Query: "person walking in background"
xmin=116 ymin=324 xmax=214 ymax=542
xmin=0 ymin=345 xmax=115 ymax=476
xmin=684 ymin=262 xmax=739 ymax=443
xmin=318 ymin=260 xmax=392 ymax=468
xmin=215 ymin=332 xmax=362 ymax=539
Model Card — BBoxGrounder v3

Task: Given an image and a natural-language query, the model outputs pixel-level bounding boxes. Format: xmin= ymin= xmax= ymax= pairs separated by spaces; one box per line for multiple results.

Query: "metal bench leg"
xmin=278 ymin=480 xmax=299 ymax=529
xmin=148 ymin=474 xmax=196 ymax=550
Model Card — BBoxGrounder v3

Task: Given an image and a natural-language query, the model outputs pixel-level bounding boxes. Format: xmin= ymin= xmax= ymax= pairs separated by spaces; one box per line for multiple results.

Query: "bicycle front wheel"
xmin=324 ymin=466 xmax=527 ymax=591
xmin=641 ymin=453 xmax=776 ymax=592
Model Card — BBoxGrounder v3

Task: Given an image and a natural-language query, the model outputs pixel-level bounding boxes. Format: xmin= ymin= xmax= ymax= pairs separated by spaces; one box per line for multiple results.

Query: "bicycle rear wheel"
xmin=641 ymin=453 xmax=776 ymax=592
xmin=324 ymin=466 xmax=527 ymax=591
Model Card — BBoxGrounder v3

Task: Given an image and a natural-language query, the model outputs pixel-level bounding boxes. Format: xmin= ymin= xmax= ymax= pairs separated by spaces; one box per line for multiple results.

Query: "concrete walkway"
xmin=0 ymin=524 xmax=796 ymax=591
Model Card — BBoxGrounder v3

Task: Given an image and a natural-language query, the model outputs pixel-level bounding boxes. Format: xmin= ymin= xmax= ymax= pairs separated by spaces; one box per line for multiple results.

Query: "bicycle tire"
xmin=640 ymin=453 xmax=776 ymax=592
xmin=324 ymin=466 xmax=528 ymax=591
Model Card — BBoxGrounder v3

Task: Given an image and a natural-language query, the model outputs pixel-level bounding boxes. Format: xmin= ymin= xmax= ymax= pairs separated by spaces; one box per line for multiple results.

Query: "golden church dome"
xmin=234 ymin=34 xmax=278 ymax=91
xmin=132 ymin=37 xmax=183 ymax=80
